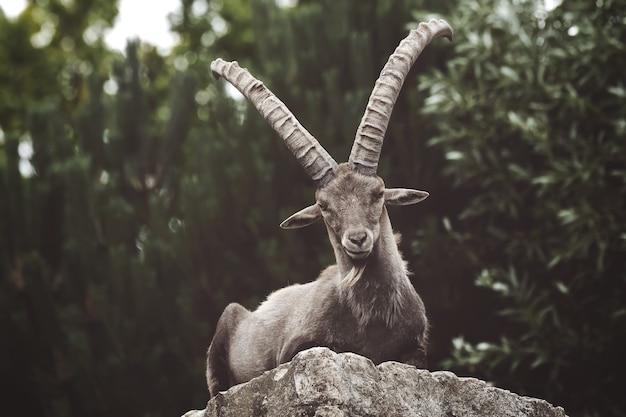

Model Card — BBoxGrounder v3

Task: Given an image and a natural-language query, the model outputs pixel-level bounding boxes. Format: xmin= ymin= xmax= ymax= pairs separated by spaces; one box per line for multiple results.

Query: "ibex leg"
xmin=206 ymin=303 xmax=250 ymax=396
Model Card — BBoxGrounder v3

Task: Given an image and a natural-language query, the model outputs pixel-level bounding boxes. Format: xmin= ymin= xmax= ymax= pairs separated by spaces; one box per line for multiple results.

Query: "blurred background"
xmin=0 ymin=0 xmax=624 ymax=416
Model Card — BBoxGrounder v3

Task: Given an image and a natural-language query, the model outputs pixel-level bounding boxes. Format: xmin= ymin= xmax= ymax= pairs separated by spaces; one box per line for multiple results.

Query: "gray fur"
xmin=206 ymin=165 xmax=429 ymax=396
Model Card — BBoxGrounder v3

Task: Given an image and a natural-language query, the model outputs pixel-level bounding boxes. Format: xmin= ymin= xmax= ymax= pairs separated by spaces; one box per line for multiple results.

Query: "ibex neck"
xmin=329 ymin=207 xmax=411 ymax=327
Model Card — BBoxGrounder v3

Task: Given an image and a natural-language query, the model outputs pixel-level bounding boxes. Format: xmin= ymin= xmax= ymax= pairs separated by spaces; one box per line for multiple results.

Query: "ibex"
xmin=206 ymin=19 xmax=453 ymax=396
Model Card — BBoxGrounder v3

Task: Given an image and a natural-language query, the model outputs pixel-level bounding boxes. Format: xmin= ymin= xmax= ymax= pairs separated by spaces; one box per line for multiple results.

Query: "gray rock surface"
xmin=183 ymin=347 xmax=568 ymax=417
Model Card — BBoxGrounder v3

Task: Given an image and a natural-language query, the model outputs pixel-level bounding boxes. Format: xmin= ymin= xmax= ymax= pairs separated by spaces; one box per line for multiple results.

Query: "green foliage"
xmin=1 ymin=36 xmax=202 ymax=415
xmin=0 ymin=0 xmax=118 ymax=133
xmin=418 ymin=0 xmax=626 ymax=415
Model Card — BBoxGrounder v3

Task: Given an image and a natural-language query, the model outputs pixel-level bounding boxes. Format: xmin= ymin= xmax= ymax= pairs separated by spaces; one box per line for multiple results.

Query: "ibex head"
xmin=211 ymin=19 xmax=453 ymax=263
xmin=280 ymin=164 xmax=428 ymax=261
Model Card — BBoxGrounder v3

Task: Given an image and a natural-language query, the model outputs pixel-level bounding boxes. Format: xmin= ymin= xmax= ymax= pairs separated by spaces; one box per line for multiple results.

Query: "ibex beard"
xmin=206 ymin=19 xmax=453 ymax=397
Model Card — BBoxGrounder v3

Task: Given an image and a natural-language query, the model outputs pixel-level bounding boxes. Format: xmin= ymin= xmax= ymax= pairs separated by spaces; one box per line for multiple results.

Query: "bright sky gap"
xmin=0 ymin=0 xmax=180 ymax=53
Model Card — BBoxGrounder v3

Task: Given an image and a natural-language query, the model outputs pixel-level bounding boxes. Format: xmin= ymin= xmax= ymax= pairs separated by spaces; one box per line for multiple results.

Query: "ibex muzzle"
xmin=207 ymin=19 xmax=453 ymax=397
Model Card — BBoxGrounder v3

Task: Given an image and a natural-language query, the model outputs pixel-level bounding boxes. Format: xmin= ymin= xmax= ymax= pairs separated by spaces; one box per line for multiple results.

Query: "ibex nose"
xmin=349 ymin=232 xmax=368 ymax=247
xmin=342 ymin=229 xmax=373 ymax=259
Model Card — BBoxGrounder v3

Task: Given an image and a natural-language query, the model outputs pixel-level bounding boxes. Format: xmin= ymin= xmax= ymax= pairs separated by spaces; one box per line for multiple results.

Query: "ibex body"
xmin=206 ymin=19 xmax=453 ymax=397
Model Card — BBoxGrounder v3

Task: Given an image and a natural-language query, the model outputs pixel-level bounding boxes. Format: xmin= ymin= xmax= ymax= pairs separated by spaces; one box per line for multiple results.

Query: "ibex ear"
xmin=280 ymin=204 xmax=322 ymax=229
xmin=384 ymin=188 xmax=429 ymax=206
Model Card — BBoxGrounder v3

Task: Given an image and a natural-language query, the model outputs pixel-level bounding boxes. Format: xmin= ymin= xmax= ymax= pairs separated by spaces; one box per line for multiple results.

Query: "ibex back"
xmin=206 ymin=19 xmax=453 ymax=397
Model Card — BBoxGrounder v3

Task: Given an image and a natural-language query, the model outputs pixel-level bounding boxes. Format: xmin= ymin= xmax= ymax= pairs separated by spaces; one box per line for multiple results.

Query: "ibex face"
xmin=280 ymin=163 xmax=429 ymax=261
xmin=318 ymin=166 xmax=386 ymax=260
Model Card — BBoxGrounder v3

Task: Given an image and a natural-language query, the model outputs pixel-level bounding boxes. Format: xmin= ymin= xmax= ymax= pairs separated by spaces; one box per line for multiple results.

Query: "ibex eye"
xmin=318 ymin=202 xmax=328 ymax=211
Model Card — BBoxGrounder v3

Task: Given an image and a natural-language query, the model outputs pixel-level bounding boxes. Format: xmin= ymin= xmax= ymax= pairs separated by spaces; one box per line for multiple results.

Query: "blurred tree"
xmin=417 ymin=0 xmax=626 ymax=416
xmin=0 ymin=0 xmax=118 ymax=134
xmin=1 ymin=37 xmax=200 ymax=417
xmin=1 ymin=3 xmax=115 ymax=415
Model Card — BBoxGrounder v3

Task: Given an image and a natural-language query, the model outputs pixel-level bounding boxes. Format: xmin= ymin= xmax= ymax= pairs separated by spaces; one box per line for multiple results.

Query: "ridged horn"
xmin=349 ymin=19 xmax=453 ymax=175
xmin=211 ymin=59 xmax=338 ymax=185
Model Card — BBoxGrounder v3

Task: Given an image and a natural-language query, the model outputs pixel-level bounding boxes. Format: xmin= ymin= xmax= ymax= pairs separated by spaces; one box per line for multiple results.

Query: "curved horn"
xmin=211 ymin=59 xmax=338 ymax=185
xmin=349 ymin=19 xmax=453 ymax=175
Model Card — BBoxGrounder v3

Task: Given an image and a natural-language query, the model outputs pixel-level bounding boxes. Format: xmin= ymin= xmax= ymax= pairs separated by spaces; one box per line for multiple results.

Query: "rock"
xmin=183 ymin=347 xmax=568 ymax=417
